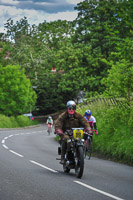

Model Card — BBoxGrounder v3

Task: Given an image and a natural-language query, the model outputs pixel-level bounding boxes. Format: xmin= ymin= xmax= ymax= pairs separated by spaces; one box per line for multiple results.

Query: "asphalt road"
xmin=0 ymin=125 xmax=133 ymax=200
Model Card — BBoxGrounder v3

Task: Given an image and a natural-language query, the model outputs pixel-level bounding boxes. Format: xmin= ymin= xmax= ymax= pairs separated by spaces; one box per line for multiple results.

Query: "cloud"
xmin=0 ymin=5 xmax=48 ymax=32
xmin=0 ymin=0 xmax=77 ymax=13
xmin=0 ymin=0 xmax=84 ymax=33
xmin=47 ymin=10 xmax=78 ymax=22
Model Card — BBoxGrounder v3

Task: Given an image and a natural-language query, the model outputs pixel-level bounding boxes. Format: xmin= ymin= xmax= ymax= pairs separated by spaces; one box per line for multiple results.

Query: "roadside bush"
xmin=0 ymin=114 xmax=13 ymax=128
xmin=16 ymin=115 xmax=32 ymax=127
xmin=77 ymin=101 xmax=133 ymax=165
xmin=0 ymin=114 xmax=39 ymax=128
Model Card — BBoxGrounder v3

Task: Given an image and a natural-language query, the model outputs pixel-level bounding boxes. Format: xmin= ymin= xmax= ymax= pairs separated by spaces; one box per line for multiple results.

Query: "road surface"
xmin=0 ymin=125 xmax=133 ymax=200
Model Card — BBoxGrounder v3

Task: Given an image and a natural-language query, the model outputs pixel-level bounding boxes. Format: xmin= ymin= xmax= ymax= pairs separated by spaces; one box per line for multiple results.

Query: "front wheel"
xmin=48 ymin=126 xmax=52 ymax=135
xmin=86 ymin=137 xmax=92 ymax=159
xmin=75 ymin=146 xmax=84 ymax=178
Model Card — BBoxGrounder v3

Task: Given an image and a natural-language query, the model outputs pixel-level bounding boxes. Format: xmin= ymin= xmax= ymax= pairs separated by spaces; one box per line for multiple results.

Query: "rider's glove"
xmin=94 ymin=130 xmax=98 ymax=135
xmin=85 ymin=127 xmax=93 ymax=136
xmin=55 ymin=129 xmax=63 ymax=136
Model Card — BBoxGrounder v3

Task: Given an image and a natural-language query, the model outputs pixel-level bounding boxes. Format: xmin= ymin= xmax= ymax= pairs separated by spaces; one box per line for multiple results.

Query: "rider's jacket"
xmin=84 ymin=115 xmax=97 ymax=129
xmin=55 ymin=111 xmax=90 ymax=132
xmin=46 ymin=119 xmax=53 ymax=124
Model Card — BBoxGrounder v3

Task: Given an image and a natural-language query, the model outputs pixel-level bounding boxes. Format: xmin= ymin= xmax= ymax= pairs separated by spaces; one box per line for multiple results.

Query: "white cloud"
xmin=0 ymin=5 xmax=49 ymax=32
xmin=0 ymin=0 xmax=83 ymax=33
xmin=47 ymin=11 xmax=78 ymax=22
xmin=67 ymin=0 xmax=84 ymax=4
xmin=1 ymin=0 xmax=16 ymax=3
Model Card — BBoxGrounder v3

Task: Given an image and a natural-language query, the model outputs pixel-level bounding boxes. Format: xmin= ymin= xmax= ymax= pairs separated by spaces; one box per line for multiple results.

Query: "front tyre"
xmin=75 ymin=146 xmax=84 ymax=178
xmin=87 ymin=137 xmax=92 ymax=159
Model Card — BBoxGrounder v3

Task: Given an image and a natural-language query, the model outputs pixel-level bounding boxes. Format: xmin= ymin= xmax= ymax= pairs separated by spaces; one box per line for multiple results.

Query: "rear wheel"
xmin=75 ymin=146 xmax=84 ymax=178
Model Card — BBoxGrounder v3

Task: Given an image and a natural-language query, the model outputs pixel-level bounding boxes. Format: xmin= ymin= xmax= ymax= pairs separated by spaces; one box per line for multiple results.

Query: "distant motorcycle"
xmin=57 ymin=128 xmax=84 ymax=178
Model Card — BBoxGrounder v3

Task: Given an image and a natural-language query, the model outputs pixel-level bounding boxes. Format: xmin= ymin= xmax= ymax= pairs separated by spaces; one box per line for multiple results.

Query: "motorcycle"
xmin=57 ymin=128 xmax=84 ymax=178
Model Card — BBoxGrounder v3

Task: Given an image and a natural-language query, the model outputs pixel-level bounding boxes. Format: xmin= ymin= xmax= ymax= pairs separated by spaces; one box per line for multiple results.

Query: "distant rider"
xmin=46 ymin=116 xmax=53 ymax=133
xmin=54 ymin=100 xmax=92 ymax=164
xmin=84 ymin=110 xmax=98 ymax=135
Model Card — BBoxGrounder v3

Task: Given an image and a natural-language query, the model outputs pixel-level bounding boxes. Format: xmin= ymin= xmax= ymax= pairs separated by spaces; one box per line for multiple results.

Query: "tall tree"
xmin=101 ymin=33 xmax=133 ymax=103
xmin=0 ymin=64 xmax=37 ymax=116
xmin=37 ymin=20 xmax=75 ymax=49
xmin=74 ymin=0 xmax=132 ymax=58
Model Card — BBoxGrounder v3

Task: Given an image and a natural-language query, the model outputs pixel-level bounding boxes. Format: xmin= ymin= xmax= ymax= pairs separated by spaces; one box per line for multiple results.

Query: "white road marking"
xmin=2 ymin=140 xmax=5 ymax=144
xmin=74 ymin=181 xmax=124 ymax=200
xmin=30 ymin=160 xmax=58 ymax=173
xmin=3 ymin=144 xmax=8 ymax=149
xmin=4 ymin=137 xmax=8 ymax=140
xmin=9 ymin=150 xmax=24 ymax=158
xmin=9 ymin=135 xmax=13 ymax=137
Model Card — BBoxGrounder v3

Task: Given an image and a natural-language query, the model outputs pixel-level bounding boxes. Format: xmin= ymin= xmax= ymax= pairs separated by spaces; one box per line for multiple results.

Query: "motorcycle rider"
xmin=54 ymin=100 xmax=92 ymax=164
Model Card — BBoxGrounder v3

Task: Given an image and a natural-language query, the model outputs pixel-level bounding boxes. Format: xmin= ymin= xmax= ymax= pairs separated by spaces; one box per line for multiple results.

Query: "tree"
xmin=0 ymin=64 xmax=37 ymax=116
xmin=74 ymin=0 xmax=132 ymax=57
xmin=37 ymin=20 xmax=75 ymax=50
xmin=101 ymin=21 xmax=132 ymax=104
xmin=55 ymin=42 xmax=105 ymax=97
xmin=101 ymin=59 xmax=132 ymax=102
xmin=4 ymin=17 xmax=32 ymax=43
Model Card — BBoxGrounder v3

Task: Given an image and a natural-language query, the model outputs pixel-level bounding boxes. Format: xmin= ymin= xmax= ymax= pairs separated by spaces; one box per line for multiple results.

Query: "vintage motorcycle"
xmin=57 ymin=128 xmax=84 ymax=178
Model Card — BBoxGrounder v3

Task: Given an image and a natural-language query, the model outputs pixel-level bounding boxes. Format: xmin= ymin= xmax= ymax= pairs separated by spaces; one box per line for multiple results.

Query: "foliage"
xmin=101 ymin=33 xmax=133 ymax=103
xmin=0 ymin=64 xmax=37 ymax=116
xmin=0 ymin=0 xmax=132 ymax=114
xmin=16 ymin=115 xmax=37 ymax=127
xmin=101 ymin=59 xmax=133 ymax=102
xmin=0 ymin=114 xmax=39 ymax=128
xmin=77 ymin=100 xmax=133 ymax=165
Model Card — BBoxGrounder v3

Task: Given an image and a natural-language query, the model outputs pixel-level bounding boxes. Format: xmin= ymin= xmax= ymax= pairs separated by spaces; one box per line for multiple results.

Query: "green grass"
xmin=0 ymin=114 xmax=39 ymax=128
xmin=77 ymin=101 xmax=133 ymax=166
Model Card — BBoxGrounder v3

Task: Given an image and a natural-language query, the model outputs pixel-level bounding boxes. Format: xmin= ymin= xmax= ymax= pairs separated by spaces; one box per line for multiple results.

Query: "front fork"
xmin=74 ymin=139 xmax=84 ymax=163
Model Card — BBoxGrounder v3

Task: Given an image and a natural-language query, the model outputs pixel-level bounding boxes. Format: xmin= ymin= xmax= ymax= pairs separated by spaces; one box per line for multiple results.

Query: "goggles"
xmin=68 ymin=107 xmax=75 ymax=110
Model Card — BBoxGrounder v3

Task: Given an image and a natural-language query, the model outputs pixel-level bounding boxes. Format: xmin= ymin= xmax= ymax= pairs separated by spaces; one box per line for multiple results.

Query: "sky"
xmin=0 ymin=0 xmax=84 ymax=33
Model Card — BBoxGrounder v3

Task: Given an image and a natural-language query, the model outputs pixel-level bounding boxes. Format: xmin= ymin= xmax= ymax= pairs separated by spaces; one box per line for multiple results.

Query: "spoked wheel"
xmin=86 ymin=138 xmax=92 ymax=159
xmin=47 ymin=128 xmax=50 ymax=135
xmin=75 ymin=146 xmax=84 ymax=178
xmin=83 ymin=143 xmax=87 ymax=159
xmin=48 ymin=127 xmax=52 ymax=135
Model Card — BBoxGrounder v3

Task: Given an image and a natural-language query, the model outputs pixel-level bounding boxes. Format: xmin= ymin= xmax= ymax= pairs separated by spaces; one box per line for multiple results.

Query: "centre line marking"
xmin=3 ymin=144 xmax=8 ymax=149
xmin=30 ymin=160 xmax=58 ymax=173
xmin=9 ymin=150 xmax=24 ymax=158
xmin=9 ymin=135 xmax=13 ymax=137
xmin=74 ymin=181 xmax=124 ymax=200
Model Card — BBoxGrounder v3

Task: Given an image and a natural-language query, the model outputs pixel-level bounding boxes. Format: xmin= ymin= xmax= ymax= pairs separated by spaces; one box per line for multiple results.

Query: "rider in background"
xmin=84 ymin=110 xmax=98 ymax=135
xmin=54 ymin=100 xmax=92 ymax=164
xmin=46 ymin=116 xmax=53 ymax=132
